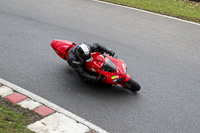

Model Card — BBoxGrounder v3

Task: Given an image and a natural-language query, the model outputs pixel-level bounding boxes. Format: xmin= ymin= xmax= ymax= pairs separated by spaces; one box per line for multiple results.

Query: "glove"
xmin=108 ymin=50 xmax=115 ymax=57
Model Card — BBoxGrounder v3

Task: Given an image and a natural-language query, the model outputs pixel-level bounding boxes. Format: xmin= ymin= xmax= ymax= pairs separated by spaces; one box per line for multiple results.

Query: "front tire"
xmin=124 ymin=78 xmax=141 ymax=92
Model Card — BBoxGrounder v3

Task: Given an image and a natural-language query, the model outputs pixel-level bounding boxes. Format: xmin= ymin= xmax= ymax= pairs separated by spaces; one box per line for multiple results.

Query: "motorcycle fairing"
xmin=85 ymin=52 xmax=131 ymax=85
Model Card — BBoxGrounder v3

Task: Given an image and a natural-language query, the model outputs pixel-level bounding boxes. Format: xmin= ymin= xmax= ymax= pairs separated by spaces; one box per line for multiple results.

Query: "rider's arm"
xmin=92 ymin=43 xmax=115 ymax=56
xmin=67 ymin=46 xmax=100 ymax=83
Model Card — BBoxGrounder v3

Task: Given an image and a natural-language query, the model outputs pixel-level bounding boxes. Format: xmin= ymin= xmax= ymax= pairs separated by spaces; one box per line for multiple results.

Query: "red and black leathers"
xmin=67 ymin=43 xmax=115 ymax=82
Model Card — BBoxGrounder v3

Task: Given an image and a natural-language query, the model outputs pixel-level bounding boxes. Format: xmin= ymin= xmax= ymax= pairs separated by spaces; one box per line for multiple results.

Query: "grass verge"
xmin=99 ymin=0 xmax=200 ymax=23
xmin=0 ymin=97 xmax=43 ymax=133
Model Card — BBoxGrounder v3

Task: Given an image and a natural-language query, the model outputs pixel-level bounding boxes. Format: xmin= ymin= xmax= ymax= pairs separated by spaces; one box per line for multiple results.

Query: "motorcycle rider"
xmin=67 ymin=43 xmax=115 ymax=83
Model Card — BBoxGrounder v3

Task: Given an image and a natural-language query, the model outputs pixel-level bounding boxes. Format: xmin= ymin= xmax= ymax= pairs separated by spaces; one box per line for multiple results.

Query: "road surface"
xmin=1 ymin=0 xmax=200 ymax=132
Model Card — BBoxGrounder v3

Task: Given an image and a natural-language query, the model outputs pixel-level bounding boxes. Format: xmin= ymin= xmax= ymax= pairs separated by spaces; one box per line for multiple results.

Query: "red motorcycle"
xmin=51 ymin=39 xmax=140 ymax=91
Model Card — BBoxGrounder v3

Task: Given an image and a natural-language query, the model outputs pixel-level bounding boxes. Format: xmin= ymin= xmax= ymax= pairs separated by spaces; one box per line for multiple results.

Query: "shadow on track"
xmin=63 ymin=67 xmax=140 ymax=98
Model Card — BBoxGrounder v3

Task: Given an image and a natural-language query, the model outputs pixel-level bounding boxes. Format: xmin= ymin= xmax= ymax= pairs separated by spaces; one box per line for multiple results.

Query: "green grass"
xmin=0 ymin=104 xmax=34 ymax=133
xmin=100 ymin=0 xmax=200 ymax=23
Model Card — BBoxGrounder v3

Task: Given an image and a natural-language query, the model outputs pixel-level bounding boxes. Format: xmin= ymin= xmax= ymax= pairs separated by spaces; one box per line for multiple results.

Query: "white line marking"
xmin=92 ymin=0 xmax=200 ymax=26
xmin=0 ymin=78 xmax=108 ymax=133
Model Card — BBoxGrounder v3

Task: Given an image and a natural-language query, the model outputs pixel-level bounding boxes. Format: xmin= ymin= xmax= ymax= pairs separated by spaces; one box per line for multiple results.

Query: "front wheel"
xmin=124 ymin=78 xmax=141 ymax=92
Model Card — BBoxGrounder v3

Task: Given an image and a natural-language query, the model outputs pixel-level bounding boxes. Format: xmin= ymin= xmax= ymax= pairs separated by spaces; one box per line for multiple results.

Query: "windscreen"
xmin=101 ymin=57 xmax=116 ymax=72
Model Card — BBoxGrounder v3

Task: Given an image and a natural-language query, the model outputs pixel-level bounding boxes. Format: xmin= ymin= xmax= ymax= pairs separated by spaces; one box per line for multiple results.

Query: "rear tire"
xmin=124 ymin=78 xmax=141 ymax=92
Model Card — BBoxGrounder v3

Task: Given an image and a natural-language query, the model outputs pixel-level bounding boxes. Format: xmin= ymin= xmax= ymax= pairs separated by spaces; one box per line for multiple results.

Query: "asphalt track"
xmin=1 ymin=0 xmax=200 ymax=133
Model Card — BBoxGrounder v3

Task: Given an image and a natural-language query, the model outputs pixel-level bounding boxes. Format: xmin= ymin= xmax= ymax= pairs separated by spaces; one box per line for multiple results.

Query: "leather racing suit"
xmin=67 ymin=43 xmax=115 ymax=82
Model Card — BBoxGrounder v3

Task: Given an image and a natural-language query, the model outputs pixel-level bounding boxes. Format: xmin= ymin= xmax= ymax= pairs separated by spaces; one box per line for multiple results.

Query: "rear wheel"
xmin=124 ymin=78 xmax=141 ymax=92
